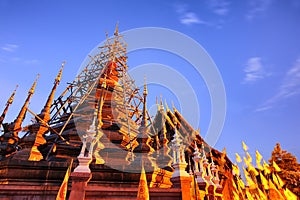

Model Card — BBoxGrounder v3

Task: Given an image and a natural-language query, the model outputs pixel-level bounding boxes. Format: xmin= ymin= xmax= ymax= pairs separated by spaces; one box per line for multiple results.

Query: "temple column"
xmin=69 ymin=117 xmax=96 ymax=200
xmin=69 ymin=172 xmax=91 ymax=200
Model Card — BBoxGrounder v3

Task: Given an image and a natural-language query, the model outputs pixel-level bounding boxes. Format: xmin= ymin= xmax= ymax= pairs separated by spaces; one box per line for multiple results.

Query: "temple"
xmin=0 ymin=26 xmax=235 ymax=200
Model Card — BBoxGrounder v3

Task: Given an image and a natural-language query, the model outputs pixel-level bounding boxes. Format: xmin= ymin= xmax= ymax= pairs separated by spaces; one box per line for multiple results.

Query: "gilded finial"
xmin=0 ymin=85 xmax=19 ymax=126
xmin=143 ymin=76 xmax=148 ymax=96
xmin=140 ymin=76 xmax=148 ymax=128
xmin=7 ymin=85 xmax=18 ymax=105
xmin=171 ymin=101 xmax=176 ymax=112
xmin=164 ymin=99 xmax=170 ymax=111
xmin=156 ymin=95 xmax=164 ymax=112
xmin=156 ymin=96 xmax=160 ymax=110
xmin=114 ymin=21 xmax=119 ymax=36
xmin=29 ymin=74 xmax=40 ymax=94
xmin=160 ymin=94 xmax=163 ymax=106
xmin=14 ymin=75 xmax=39 ymax=128
xmin=55 ymin=61 xmax=65 ymax=84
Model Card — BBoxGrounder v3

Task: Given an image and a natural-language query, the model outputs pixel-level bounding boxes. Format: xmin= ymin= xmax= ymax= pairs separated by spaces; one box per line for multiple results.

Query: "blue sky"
xmin=0 ymin=0 xmax=299 ymax=163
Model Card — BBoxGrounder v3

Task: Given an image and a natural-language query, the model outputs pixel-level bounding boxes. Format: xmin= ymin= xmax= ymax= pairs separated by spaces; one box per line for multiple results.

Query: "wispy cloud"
xmin=256 ymin=58 xmax=300 ymax=111
xmin=1 ymin=44 xmax=19 ymax=52
xmin=0 ymin=56 xmax=39 ymax=65
xmin=0 ymin=44 xmax=39 ymax=65
xmin=174 ymin=2 xmax=230 ymax=27
xmin=246 ymin=0 xmax=273 ymax=20
xmin=207 ymin=0 xmax=231 ymax=16
xmin=175 ymin=4 xmax=208 ymax=26
xmin=180 ymin=12 xmax=207 ymax=25
xmin=243 ymin=57 xmax=268 ymax=83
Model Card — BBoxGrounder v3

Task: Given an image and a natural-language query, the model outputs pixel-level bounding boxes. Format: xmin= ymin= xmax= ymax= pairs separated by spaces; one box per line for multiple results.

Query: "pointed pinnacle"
xmin=156 ymin=96 xmax=160 ymax=110
xmin=114 ymin=21 xmax=119 ymax=36
xmin=14 ymin=76 xmax=39 ymax=128
xmin=171 ymin=101 xmax=176 ymax=112
xmin=29 ymin=74 xmax=40 ymax=94
xmin=55 ymin=61 xmax=65 ymax=84
xmin=143 ymin=76 xmax=148 ymax=96
xmin=7 ymin=85 xmax=18 ymax=105
xmin=157 ymin=95 xmax=164 ymax=112
xmin=164 ymin=99 xmax=170 ymax=111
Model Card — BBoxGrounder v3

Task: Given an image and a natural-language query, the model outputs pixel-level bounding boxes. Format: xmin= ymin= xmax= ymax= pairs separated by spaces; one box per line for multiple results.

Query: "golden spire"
xmin=141 ymin=77 xmax=148 ymax=127
xmin=7 ymin=85 xmax=18 ymax=105
xmin=55 ymin=61 xmax=65 ymax=84
xmin=159 ymin=95 xmax=164 ymax=111
xmin=29 ymin=65 xmax=64 ymax=161
xmin=164 ymin=99 xmax=170 ymax=111
xmin=0 ymin=85 xmax=18 ymax=126
xmin=29 ymin=74 xmax=40 ymax=94
xmin=171 ymin=101 xmax=178 ymax=113
xmin=143 ymin=76 xmax=148 ymax=96
xmin=156 ymin=95 xmax=164 ymax=112
xmin=40 ymin=63 xmax=64 ymax=119
xmin=114 ymin=21 xmax=119 ymax=36
xmin=14 ymin=74 xmax=39 ymax=128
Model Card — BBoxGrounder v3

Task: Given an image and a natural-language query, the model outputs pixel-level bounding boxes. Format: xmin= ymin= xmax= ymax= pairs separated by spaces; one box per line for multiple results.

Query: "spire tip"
xmin=114 ymin=21 xmax=119 ymax=36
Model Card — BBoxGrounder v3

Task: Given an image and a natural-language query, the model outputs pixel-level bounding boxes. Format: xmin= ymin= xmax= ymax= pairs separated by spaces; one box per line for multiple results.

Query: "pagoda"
xmin=0 ymin=25 xmax=234 ymax=200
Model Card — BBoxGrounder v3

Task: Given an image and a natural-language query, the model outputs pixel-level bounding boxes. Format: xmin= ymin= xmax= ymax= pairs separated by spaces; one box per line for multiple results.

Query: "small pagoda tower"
xmin=0 ymin=75 xmax=39 ymax=159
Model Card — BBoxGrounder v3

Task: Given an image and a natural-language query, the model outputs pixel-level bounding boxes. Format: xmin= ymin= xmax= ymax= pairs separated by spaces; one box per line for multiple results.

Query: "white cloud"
xmin=243 ymin=57 xmax=267 ymax=83
xmin=180 ymin=12 xmax=206 ymax=25
xmin=175 ymin=4 xmax=208 ymax=26
xmin=174 ymin=2 xmax=230 ymax=27
xmin=207 ymin=0 xmax=231 ymax=16
xmin=246 ymin=0 xmax=273 ymax=20
xmin=1 ymin=44 xmax=19 ymax=52
xmin=256 ymin=58 xmax=300 ymax=111
xmin=0 ymin=56 xmax=39 ymax=65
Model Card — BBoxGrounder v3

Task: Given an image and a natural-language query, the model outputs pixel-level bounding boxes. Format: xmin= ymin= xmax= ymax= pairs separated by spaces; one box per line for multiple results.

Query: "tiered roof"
xmin=0 ymin=26 xmax=233 ymax=199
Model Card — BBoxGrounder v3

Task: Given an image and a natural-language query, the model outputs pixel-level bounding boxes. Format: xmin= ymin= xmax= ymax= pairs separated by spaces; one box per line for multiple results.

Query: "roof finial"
xmin=14 ymin=74 xmax=39 ymax=128
xmin=143 ymin=76 xmax=148 ymax=96
xmin=141 ymin=76 xmax=148 ymax=127
xmin=55 ymin=61 xmax=65 ymax=84
xmin=29 ymin=67 xmax=63 ymax=161
xmin=29 ymin=74 xmax=40 ymax=94
xmin=164 ymin=99 xmax=170 ymax=111
xmin=114 ymin=21 xmax=119 ymax=36
xmin=40 ymin=64 xmax=64 ymax=118
xmin=8 ymin=85 xmax=18 ymax=104
xmin=0 ymin=85 xmax=18 ymax=127
xmin=171 ymin=101 xmax=176 ymax=111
